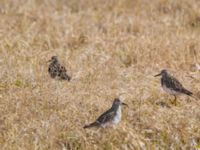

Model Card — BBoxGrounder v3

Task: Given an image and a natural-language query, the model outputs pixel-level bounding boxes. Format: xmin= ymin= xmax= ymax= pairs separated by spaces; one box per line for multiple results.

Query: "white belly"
xmin=162 ymin=84 xmax=180 ymax=95
xmin=112 ymin=106 xmax=122 ymax=124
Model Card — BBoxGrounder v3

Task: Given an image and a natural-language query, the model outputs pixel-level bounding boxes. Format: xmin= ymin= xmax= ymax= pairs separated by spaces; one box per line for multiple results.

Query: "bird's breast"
xmin=162 ymin=84 xmax=179 ymax=95
xmin=112 ymin=106 xmax=122 ymax=124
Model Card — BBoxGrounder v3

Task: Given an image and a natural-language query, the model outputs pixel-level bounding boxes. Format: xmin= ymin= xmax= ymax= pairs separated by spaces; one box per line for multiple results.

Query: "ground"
xmin=0 ymin=0 xmax=200 ymax=149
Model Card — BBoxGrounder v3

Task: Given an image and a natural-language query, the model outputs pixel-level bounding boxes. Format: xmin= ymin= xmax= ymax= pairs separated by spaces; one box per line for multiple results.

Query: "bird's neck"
xmin=162 ymin=73 xmax=171 ymax=80
xmin=52 ymin=60 xmax=59 ymax=65
xmin=111 ymin=104 xmax=120 ymax=112
xmin=117 ymin=105 xmax=121 ymax=113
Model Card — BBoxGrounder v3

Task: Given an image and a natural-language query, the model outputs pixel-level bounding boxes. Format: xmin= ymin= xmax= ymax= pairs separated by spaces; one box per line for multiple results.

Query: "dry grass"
xmin=0 ymin=0 xmax=200 ymax=149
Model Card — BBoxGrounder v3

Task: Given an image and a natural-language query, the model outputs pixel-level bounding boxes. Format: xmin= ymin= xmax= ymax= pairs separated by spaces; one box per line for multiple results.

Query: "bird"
xmin=83 ymin=98 xmax=127 ymax=129
xmin=154 ymin=69 xmax=193 ymax=105
xmin=48 ymin=56 xmax=71 ymax=81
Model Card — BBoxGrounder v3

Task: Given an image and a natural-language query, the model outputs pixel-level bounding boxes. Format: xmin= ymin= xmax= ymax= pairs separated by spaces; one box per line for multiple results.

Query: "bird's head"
xmin=154 ymin=69 xmax=168 ymax=77
xmin=113 ymin=98 xmax=128 ymax=106
xmin=47 ymin=56 xmax=58 ymax=63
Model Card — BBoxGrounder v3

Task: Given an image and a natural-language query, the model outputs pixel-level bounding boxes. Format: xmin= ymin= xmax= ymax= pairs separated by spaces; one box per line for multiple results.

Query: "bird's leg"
xmin=173 ymin=95 xmax=177 ymax=105
xmin=170 ymin=95 xmax=177 ymax=105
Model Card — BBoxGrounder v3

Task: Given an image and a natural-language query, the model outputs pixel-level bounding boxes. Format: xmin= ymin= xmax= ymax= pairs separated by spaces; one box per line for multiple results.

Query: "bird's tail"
xmin=65 ymin=75 xmax=71 ymax=81
xmin=61 ymin=74 xmax=71 ymax=81
xmin=182 ymin=88 xmax=200 ymax=101
xmin=83 ymin=122 xmax=99 ymax=129
xmin=181 ymin=88 xmax=193 ymax=96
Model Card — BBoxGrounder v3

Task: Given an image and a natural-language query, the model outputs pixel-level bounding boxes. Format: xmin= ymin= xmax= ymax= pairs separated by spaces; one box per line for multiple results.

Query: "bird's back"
xmin=161 ymin=74 xmax=192 ymax=95
xmin=48 ymin=62 xmax=70 ymax=80
xmin=48 ymin=63 xmax=60 ymax=78
xmin=96 ymin=108 xmax=116 ymax=124
xmin=161 ymin=75 xmax=183 ymax=91
xmin=58 ymin=65 xmax=71 ymax=81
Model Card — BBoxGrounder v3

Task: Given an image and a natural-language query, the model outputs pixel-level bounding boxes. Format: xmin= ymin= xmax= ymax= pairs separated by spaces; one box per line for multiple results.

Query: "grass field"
xmin=1 ymin=0 xmax=200 ymax=149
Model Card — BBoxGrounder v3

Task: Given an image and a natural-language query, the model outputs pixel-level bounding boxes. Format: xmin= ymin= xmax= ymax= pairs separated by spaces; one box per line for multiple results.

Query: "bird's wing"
xmin=58 ymin=65 xmax=71 ymax=80
xmin=48 ymin=64 xmax=59 ymax=78
xmin=165 ymin=75 xmax=193 ymax=95
xmin=59 ymin=65 xmax=67 ymax=72
xmin=96 ymin=109 xmax=115 ymax=124
xmin=165 ymin=76 xmax=184 ymax=92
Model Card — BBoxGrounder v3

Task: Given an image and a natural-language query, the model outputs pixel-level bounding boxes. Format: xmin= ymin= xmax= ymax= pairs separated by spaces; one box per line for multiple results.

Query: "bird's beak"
xmin=154 ymin=73 xmax=161 ymax=77
xmin=47 ymin=59 xmax=51 ymax=63
xmin=122 ymin=102 xmax=128 ymax=106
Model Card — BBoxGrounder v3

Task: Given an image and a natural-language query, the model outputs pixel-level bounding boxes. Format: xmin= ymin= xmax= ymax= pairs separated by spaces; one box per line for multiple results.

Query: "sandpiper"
xmin=155 ymin=69 xmax=193 ymax=104
xmin=48 ymin=56 xmax=71 ymax=81
xmin=83 ymin=98 xmax=127 ymax=129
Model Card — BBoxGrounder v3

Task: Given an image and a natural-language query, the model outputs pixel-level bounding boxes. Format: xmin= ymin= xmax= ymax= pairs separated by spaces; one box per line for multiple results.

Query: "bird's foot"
xmin=170 ymin=99 xmax=177 ymax=106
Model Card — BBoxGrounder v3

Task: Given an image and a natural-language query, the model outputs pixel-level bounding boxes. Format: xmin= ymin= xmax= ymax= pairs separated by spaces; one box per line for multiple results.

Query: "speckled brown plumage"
xmin=155 ymin=69 xmax=192 ymax=104
xmin=48 ymin=56 xmax=71 ymax=81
